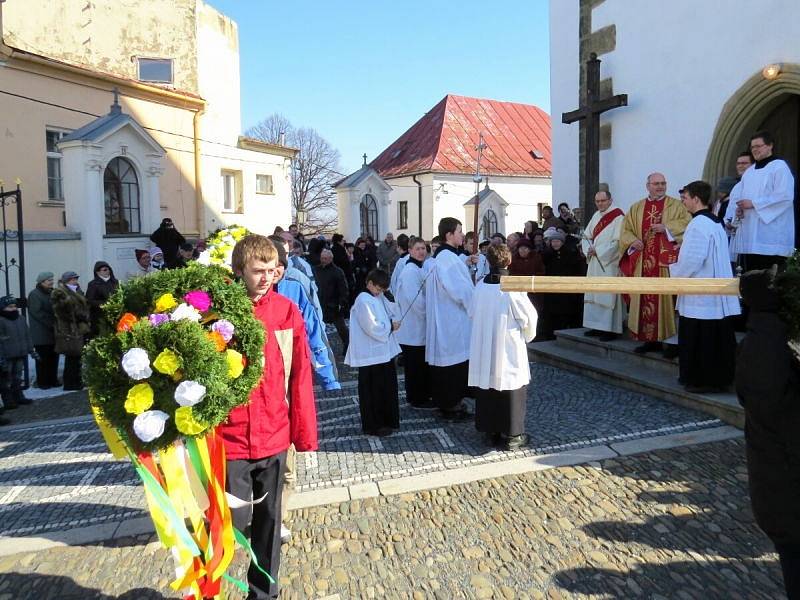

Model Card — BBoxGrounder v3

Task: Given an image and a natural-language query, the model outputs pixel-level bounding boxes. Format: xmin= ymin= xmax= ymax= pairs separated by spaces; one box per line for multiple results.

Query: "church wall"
xmin=385 ymin=174 xmax=433 ymax=240
xmin=551 ymin=0 xmax=800 ymax=213
xmin=549 ymin=0 xmax=581 ymax=214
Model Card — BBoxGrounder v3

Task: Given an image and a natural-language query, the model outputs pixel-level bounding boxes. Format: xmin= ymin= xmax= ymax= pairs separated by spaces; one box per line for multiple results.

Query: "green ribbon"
xmin=184 ymin=437 xmax=209 ymax=489
xmin=234 ymin=527 xmax=276 ymax=584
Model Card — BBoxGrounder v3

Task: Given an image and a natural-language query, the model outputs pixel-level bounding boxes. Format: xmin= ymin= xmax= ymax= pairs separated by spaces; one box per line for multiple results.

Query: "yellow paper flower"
xmin=153 ymin=348 xmax=182 ymax=376
xmin=125 ymin=383 xmax=154 ymax=415
xmin=154 ymin=293 xmax=178 ymax=313
xmin=174 ymin=406 xmax=208 ymax=435
xmin=225 ymin=349 xmax=244 ymax=379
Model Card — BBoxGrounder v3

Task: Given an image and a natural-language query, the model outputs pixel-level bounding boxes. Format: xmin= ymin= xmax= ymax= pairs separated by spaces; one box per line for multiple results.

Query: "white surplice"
xmin=723 ymin=158 xmax=795 ymax=257
xmin=467 ymin=280 xmax=537 ymax=391
xmin=425 ymin=246 xmax=474 ymax=366
xmin=669 ymin=212 xmax=741 ymax=320
xmin=344 ymin=292 xmax=401 ymax=367
xmin=580 ymin=207 xmax=625 ymax=333
xmin=460 ymin=252 xmax=490 ymax=283
xmin=394 ymin=258 xmax=427 ymax=346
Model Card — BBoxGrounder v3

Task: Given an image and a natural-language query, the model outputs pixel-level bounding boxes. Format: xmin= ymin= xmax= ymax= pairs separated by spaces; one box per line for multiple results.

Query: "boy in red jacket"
xmin=219 ymin=235 xmax=317 ymax=599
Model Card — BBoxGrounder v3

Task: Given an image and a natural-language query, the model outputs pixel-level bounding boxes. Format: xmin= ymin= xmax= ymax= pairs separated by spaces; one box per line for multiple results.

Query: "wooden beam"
xmin=500 ymin=276 xmax=740 ymax=296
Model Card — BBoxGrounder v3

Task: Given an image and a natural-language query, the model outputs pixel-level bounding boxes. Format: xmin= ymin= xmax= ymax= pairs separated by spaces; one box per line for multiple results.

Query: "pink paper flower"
xmin=149 ymin=313 xmax=169 ymax=327
xmin=184 ymin=290 xmax=212 ymax=313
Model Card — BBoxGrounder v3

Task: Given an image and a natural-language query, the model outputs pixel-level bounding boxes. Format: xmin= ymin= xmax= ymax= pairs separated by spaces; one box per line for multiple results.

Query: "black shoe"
xmin=0 ymin=416 xmax=9 ymax=425
xmin=662 ymin=345 xmax=679 ymax=359
xmin=366 ymin=427 xmax=393 ymax=437
xmin=409 ymin=400 xmax=437 ymax=410
xmin=3 ymin=402 xmax=18 ymax=410
xmin=15 ymin=397 xmax=32 ymax=406
xmin=684 ymin=384 xmax=715 ymax=394
xmin=439 ymin=406 xmax=473 ymax=422
xmin=583 ymin=329 xmax=601 ymax=337
xmin=501 ymin=434 xmax=529 ymax=450
xmin=634 ymin=341 xmax=661 ymax=354
xmin=486 ymin=433 xmax=502 ymax=446
xmin=598 ymin=332 xmax=618 ymax=342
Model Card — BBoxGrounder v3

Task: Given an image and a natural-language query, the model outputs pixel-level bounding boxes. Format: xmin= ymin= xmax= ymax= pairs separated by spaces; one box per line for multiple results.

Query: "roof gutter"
xmin=412 ymin=174 xmax=423 ymax=238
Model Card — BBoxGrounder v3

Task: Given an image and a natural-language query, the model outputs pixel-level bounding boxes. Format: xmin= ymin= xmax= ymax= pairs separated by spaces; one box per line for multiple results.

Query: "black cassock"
xmin=357 ymin=360 xmax=399 ymax=432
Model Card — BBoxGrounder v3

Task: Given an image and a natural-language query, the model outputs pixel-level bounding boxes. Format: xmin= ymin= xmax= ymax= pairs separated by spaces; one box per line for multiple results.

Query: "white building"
xmin=336 ymin=94 xmax=552 ymax=242
xmin=550 ymin=0 xmax=799 ymax=232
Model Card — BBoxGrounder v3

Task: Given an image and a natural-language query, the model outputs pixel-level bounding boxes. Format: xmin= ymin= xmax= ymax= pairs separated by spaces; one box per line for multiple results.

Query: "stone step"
xmin=554 ymin=328 xmax=679 ymax=375
xmin=528 ymin=339 xmax=744 ymax=429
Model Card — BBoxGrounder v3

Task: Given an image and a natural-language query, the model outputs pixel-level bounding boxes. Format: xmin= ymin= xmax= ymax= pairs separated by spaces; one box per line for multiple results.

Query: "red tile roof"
xmin=370 ymin=94 xmax=551 ymax=179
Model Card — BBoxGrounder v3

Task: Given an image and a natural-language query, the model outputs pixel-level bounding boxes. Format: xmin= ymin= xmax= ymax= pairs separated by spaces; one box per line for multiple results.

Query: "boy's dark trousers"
xmin=226 ymin=451 xmax=288 ymax=600
xmin=0 ymin=357 xmax=26 ymax=408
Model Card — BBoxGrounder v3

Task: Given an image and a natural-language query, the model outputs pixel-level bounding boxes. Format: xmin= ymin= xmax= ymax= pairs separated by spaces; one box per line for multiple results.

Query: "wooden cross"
xmin=500 ymin=276 xmax=740 ymax=296
xmin=562 ymin=53 xmax=628 ymax=225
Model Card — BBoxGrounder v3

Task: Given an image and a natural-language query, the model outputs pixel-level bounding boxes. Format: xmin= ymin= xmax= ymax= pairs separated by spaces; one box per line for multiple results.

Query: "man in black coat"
xmin=538 ymin=229 xmax=584 ymax=340
xmin=150 ymin=218 xmax=186 ymax=268
xmin=331 ymin=233 xmax=354 ymax=291
xmin=737 ymin=266 xmax=800 ymax=599
xmin=313 ymin=249 xmax=349 ymax=353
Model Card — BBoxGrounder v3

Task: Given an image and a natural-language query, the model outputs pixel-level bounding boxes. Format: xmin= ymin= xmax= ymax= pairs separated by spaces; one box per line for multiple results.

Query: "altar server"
xmin=468 ymin=244 xmax=537 ymax=450
xmin=345 ymin=269 xmax=401 ymax=436
xmin=395 ymin=238 xmax=433 ymax=408
xmin=425 ymin=218 xmax=474 ymax=421
xmin=670 ymin=181 xmax=741 ymax=393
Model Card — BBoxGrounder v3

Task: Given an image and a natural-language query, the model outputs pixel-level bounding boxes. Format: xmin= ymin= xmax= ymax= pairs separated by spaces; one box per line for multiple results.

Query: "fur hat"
xmin=543 ymin=227 xmax=566 ymax=242
xmin=0 ymin=295 xmax=16 ymax=310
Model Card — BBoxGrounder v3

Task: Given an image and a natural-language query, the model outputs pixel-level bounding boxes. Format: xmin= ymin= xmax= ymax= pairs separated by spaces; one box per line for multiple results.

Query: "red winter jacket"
xmin=218 ymin=288 xmax=318 ymax=459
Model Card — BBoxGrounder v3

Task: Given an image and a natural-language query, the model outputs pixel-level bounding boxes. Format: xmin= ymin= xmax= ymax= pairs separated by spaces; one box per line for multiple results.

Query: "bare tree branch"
xmin=246 ymin=115 xmax=343 ymax=234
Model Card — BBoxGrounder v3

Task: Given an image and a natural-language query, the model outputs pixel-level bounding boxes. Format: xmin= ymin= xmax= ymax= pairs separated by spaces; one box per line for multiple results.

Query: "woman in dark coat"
xmin=27 ymin=272 xmax=59 ymax=389
xmin=51 ymin=271 xmax=90 ymax=391
xmin=737 ymin=266 xmax=800 ymax=599
xmin=351 ymin=238 xmax=374 ymax=298
xmin=509 ymin=238 xmax=545 ymax=313
xmin=85 ymin=261 xmax=119 ymax=338
xmin=539 ymin=230 xmax=584 ymax=341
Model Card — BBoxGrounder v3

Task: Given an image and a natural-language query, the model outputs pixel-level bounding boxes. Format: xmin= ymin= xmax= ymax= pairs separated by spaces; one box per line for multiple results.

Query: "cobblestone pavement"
xmin=0 ymin=361 xmax=722 ymax=538
xmin=0 ymin=439 xmax=785 ymax=599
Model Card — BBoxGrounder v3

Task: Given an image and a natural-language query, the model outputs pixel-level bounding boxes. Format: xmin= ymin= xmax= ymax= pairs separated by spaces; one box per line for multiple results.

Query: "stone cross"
xmin=562 ymin=53 xmax=627 ymax=224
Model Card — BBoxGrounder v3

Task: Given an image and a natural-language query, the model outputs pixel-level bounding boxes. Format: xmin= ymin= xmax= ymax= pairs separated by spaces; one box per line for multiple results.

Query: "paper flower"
xmin=116 ymin=313 xmax=138 ymax=333
xmin=184 ymin=290 xmax=212 ymax=313
xmin=170 ymin=303 xmax=201 ymax=323
xmin=225 ymin=349 xmax=245 ymax=379
xmin=211 ymin=319 xmax=235 ymax=342
xmin=148 ymin=313 xmax=169 ymax=327
xmin=153 ymin=348 xmax=181 ymax=376
xmin=196 ymin=250 xmax=212 ymax=266
xmin=207 ymin=331 xmax=227 ymax=352
xmin=175 ymin=406 xmax=208 ymax=436
xmin=174 ymin=380 xmax=206 ymax=407
xmin=133 ymin=410 xmax=169 ymax=443
xmin=121 ymin=348 xmax=152 ymax=380
xmin=154 ymin=293 xmax=178 ymax=313
xmin=125 ymin=383 xmax=154 ymax=414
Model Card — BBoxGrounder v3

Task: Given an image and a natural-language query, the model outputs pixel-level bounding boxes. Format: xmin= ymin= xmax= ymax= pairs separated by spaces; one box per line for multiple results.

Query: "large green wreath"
xmin=83 ymin=263 xmax=264 ymax=452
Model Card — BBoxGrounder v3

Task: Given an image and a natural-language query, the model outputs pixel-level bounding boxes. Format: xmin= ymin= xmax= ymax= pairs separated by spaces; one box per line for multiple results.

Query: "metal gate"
xmin=0 ymin=183 xmax=29 ymax=386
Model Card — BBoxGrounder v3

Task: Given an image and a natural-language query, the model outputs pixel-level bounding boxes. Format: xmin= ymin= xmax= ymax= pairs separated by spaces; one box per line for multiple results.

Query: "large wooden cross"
xmin=562 ymin=52 xmax=628 ymax=225
xmin=500 ymin=276 xmax=741 ymax=296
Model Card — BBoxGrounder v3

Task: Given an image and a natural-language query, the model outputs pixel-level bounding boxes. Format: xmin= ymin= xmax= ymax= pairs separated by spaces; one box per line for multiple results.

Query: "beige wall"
xmin=0 ymin=60 xmax=198 ymax=234
xmin=2 ymin=0 xmax=199 ymax=93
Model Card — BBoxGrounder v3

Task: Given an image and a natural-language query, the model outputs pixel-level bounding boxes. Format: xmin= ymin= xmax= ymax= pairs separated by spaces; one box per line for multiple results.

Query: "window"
xmin=482 ymin=209 xmax=499 ymax=238
xmin=256 ymin=174 xmax=274 ymax=195
xmin=104 ymin=157 xmax=140 ymax=234
xmin=360 ymin=194 xmax=378 ymax=240
xmin=46 ymin=129 xmax=68 ymax=202
xmin=137 ymin=58 xmax=173 ymax=84
xmin=221 ymin=171 xmax=242 ymax=213
xmin=398 ymin=201 xmax=408 ymax=229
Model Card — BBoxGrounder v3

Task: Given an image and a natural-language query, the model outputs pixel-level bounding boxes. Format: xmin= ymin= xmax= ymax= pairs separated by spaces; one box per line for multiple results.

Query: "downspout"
xmin=193 ymin=107 xmax=205 ymax=239
xmin=412 ymin=174 xmax=422 ymax=238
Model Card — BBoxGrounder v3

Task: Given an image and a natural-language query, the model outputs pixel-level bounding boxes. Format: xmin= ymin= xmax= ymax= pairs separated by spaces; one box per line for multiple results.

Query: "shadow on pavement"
xmin=0 ymin=502 xmax=147 ymax=538
xmin=0 ymin=572 xmax=169 ymax=599
xmin=552 ymin=440 xmax=786 ymax=598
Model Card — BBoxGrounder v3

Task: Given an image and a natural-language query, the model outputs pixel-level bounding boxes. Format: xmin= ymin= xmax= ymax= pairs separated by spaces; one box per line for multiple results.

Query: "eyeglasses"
xmin=649 ymin=181 xmax=667 ymax=186
xmin=750 ymin=143 xmax=768 ymax=150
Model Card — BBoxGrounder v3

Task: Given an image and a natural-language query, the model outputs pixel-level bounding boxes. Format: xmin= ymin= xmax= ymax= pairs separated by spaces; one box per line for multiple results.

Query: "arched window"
xmin=104 ymin=157 xmax=140 ymax=234
xmin=360 ymin=194 xmax=378 ymax=240
xmin=481 ymin=208 xmax=499 ymax=238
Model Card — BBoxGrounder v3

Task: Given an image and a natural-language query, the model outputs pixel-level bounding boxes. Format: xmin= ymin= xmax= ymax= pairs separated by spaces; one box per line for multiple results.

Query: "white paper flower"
xmin=174 ymin=380 xmax=207 ymax=407
xmin=170 ymin=302 xmax=202 ymax=322
xmin=223 ymin=234 xmax=236 ymax=246
xmin=121 ymin=348 xmax=152 ymax=380
xmin=196 ymin=250 xmax=212 ymax=266
xmin=133 ymin=410 xmax=169 ymax=442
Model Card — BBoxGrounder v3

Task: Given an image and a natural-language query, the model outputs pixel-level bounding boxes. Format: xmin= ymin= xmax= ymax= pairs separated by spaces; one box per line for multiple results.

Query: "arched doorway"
xmin=704 ymin=65 xmax=800 ymax=247
xmin=360 ymin=193 xmax=378 ymax=240
xmin=104 ymin=157 xmax=141 ymax=234
xmin=481 ymin=208 xmax=499 ymax=238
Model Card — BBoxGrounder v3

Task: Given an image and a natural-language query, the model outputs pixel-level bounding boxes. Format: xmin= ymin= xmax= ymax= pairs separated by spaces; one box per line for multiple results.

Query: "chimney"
xmin=279 ymin=132 xmax=286 ymax=146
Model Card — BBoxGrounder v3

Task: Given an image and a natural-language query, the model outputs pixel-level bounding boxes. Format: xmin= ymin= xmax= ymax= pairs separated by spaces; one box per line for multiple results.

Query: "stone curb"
xmin=0 ymin=425 xmax=741 ymax=556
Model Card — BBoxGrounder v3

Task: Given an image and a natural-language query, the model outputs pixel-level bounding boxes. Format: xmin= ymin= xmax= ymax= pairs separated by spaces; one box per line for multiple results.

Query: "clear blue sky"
xmin=208 ymin=0 xmax=551 ymax=174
